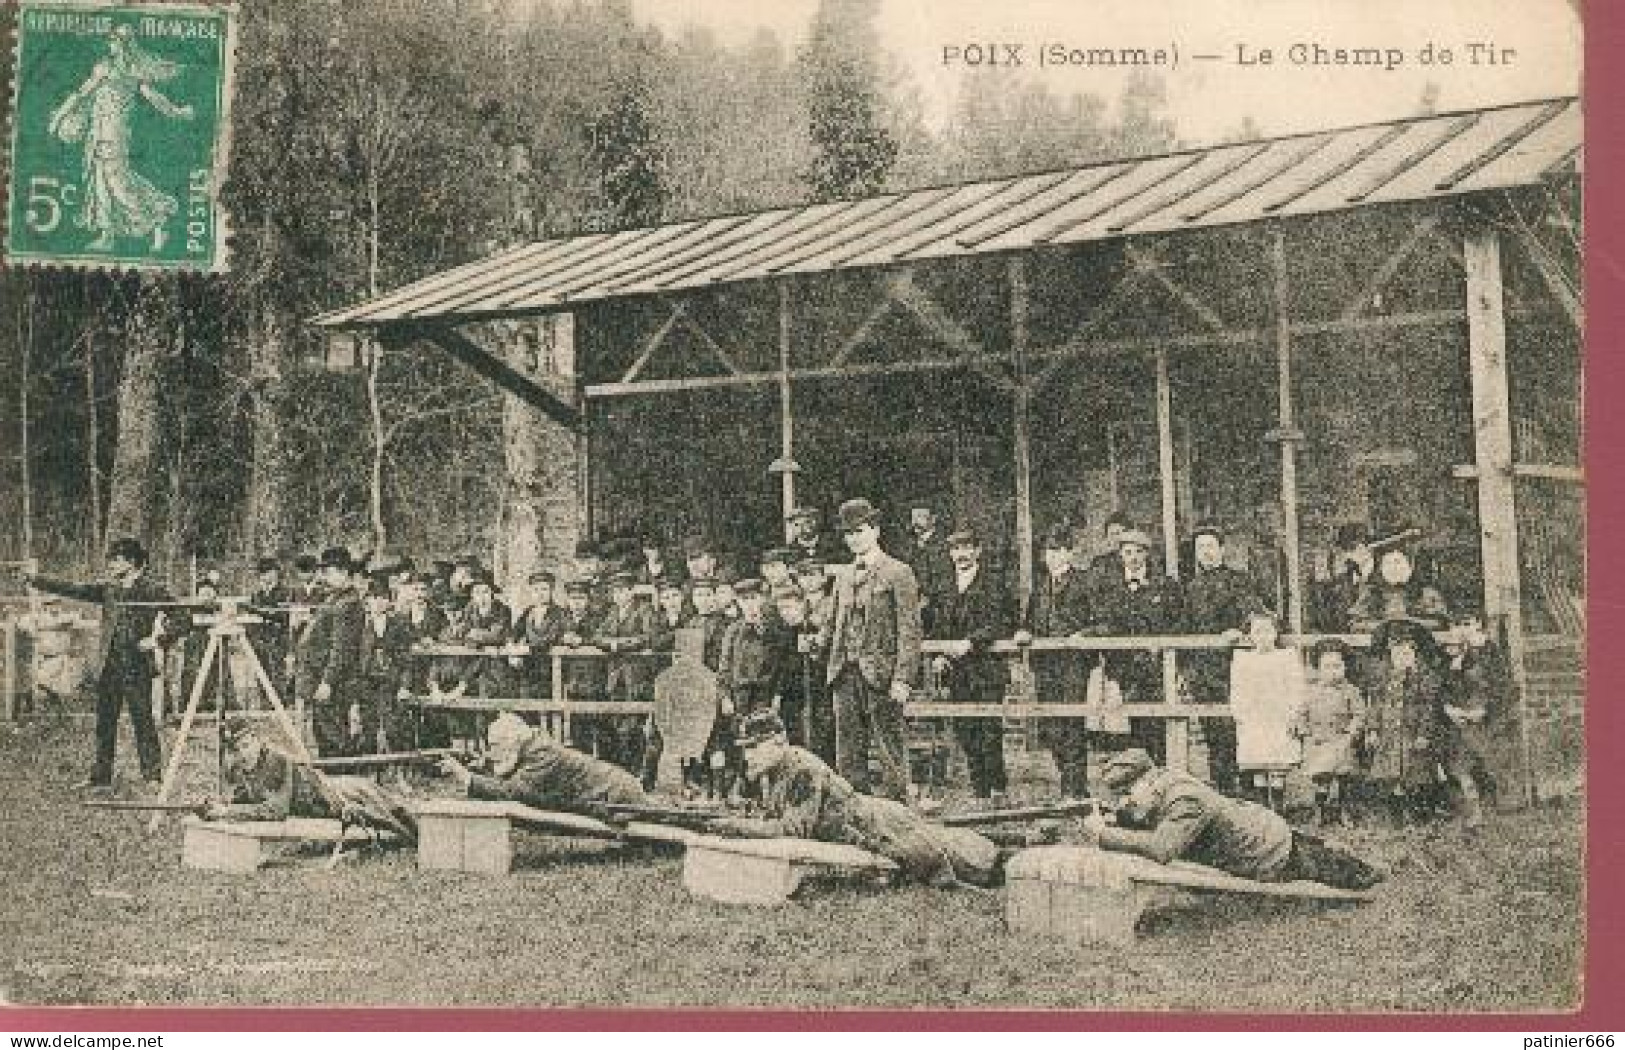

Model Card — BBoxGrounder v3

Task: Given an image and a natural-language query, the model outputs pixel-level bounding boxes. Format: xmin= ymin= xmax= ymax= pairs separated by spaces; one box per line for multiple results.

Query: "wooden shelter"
xmin=315 ymin=96 xmax=1583 ymax=787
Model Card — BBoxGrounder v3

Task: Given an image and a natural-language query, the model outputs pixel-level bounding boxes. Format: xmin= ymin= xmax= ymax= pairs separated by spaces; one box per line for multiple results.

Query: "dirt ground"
xmin=0 ymin=715 xmax=1584 ymax=1011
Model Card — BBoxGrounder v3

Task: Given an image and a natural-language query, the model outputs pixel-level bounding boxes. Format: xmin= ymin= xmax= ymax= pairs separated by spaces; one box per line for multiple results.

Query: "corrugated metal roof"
xmin=315 ymin=95 xmax=1580 ymax=329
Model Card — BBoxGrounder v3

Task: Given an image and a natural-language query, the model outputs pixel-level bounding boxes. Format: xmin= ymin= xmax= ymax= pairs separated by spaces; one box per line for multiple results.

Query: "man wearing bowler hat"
xmin=295 ymin=546 xmax=367 ymax=757
xmin=27 ymin=536 xmax=188 ymax=791
xmin=1082 ymin=526 xmax=1186 ymax=762
xmin=824 ymin=497 xmax=924 ymax=801
xmin=928 ymin=528 xmax=1015 ymax=803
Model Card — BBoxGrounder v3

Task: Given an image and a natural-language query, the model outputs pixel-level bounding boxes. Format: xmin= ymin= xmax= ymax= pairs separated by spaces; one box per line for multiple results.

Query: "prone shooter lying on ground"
xmin=700 ymin=710 xmax=1005 ymax=888
xmin=198 ymin=716 xmax=419 ymax=843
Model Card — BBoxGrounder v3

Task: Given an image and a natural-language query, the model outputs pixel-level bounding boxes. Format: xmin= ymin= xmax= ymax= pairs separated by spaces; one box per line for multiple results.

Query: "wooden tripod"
xmin=147 ymin=601 xmax=311 ymax=830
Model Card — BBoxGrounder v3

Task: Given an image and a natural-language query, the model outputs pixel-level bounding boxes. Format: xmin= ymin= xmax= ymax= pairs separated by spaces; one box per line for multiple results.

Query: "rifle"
xmin=308 ymin=747 xmax=475 ymax=772
xmin=597 ymin=801 xmax=730 ymax=831
xmin=82 ymin=798 xmax=209 ymax=816
xmin=938 ymin=798 xmax=1113 ymax=827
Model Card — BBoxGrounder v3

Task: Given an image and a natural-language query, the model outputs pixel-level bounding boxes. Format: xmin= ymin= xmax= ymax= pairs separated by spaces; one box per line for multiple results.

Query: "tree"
xmin=585 ymin=72 xmax=669 ymax=230
xmin=799 ymin=0 xmax=898 ymax=200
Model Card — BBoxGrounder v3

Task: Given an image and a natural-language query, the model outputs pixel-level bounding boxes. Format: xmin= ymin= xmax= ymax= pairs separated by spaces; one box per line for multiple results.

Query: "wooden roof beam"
xmin=387 ymin=323 xmax=580 ymax=428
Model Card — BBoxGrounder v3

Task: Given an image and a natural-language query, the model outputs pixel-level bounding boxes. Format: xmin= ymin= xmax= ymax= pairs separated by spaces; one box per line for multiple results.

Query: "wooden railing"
xmin=401 ymin=632 xmax=1404 ymax=771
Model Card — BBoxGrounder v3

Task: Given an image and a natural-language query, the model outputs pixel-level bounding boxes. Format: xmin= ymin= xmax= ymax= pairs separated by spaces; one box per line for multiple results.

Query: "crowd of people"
xmin=29 ymin=499 xmax=1508 ymax=834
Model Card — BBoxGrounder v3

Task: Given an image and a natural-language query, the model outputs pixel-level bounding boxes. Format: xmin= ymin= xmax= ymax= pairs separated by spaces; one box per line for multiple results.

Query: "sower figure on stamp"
xmin=1019 ymin=523 xmax=1097 ymax=800
xmin=824 ymin=498 xmax=924 ymax=803
xmin=27 ymin=536 xmax=188 ymax=791
xmin=295 ymin=547 xmax=365 ymax=758
xmin=928 ymin=529 xmax=1014 ymax=805
xmin=47 ymin=25 xmax=194 ymax=253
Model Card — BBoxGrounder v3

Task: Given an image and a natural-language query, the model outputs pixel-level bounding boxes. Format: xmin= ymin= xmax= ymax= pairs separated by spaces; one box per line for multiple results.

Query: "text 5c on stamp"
xmin=5 ymin=1 xmax=238 ymax=273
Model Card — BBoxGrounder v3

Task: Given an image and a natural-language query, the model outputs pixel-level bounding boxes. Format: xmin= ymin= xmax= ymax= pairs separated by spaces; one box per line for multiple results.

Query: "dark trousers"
xmin=952 ymin=718 xmax=1006 ymax=797
xmin=1040 ymin=719 xmax=1092 ymax=797
xmin=1278 ymin=831 xmax=1385 ymax=891
xmin=92 ymin=665 xmax=162 ymax=784
xmin=832 ymin=666 xmax=910 ymax=801
xmin=312 ymin=700 xmax=349 ymax=758
xmin=1202 ymin=717 xmax=1239 ymax=793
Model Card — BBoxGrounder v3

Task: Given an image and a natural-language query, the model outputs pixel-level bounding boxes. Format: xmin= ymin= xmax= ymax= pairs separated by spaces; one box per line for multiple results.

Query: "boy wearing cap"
xmin=511 ymin=570 xmax=571 ymax=698
xmin=1087 ymin=747 xmax=1383 ymax=891
xmin=774 ymin=584 xmax=830 ymax=758
xmin=715 ymin=711 xmax=1000 ymax=887
xmin=718 ymin=579 xmax=791 ymax=721
xmin=687 ymin=577 xmax=730 ymax=671
xmin=1019 ymin=523 xmax=1096 ymax=799
xmin=825 ymin=497 xmax=924 ymax=802
xmin=446 ymin=572 xmax=514 ymax=700
xmin=26 ymin=536 xmax=188 ymax=790
xmin=587 ymin=570 xmax=659 ymax=776
xmin=928 ymin=529 xmax=1014 ymax=803
xmin=294 ymin=547 xmax=367 ymax=758
xmin=681 ymin=535 xmax=718 ymax=587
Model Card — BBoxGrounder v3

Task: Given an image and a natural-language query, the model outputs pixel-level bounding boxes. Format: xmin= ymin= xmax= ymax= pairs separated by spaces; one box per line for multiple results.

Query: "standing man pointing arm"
xmin=824 ymin=498 xmax=923 ymax=802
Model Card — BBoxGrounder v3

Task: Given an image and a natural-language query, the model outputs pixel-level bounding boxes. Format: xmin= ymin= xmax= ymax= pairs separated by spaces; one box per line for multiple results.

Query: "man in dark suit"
xmin=928 ymin=529 xmax=1014 ymax=802
xmin=1021 ymin=523 xmax=1097 ymax=798
xmin=1083 ymin=528 xmax=1185 ymax=763
xmin=1181 ymin=522 xmax=1267 ymax=793
xmin=28 ymin=536 xmax=187 ymax=790
xmin=358 ymin=578 xmax=416 ymax=753
xmin=902 ymin=504 xmax=952 ymax=619
xmin=295 ymin=547 xmax=366 ymax=758
xmin=824 ymin=498 xmax=924 ymax=802
xmin=245 ymin=556 xmax=293 ymax=700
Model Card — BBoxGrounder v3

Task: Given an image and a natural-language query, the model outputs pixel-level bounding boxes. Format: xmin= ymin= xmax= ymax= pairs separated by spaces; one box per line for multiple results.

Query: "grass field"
xmin=0 ymin=715 xmax=1585 ymax=1012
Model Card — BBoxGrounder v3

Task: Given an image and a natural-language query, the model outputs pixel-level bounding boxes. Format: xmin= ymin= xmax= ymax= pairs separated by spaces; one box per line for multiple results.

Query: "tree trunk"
xmin=500 ymin=314 xmax=581 ymax=592
xmin=244 ymin=301 xmax=294 ymax=557
xmin=104 ymin=280 xmax=170 ymax=545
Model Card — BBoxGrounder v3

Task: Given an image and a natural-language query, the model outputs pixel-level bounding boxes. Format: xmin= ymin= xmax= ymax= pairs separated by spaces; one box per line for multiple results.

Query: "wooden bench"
xmin=1005 ymin=845 xmax=1377 ymax=946
xmin=181 ymin=817 xmax=393 ymax=874
xmin=411 ymin=799 xmax=694 ymax=874
xmin=680 ymin=834 xmax=899 ymax=905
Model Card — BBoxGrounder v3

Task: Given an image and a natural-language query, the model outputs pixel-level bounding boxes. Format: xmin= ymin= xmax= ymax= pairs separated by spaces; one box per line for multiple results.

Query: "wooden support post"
xmin=1154 ymin=348 xmax=1186 ymax=768
xmin=1270 ymin=226 xmax=1306 ymax=639
xmin=2 ymin=615 xmax=16 ymax=722
xmin=1464 ymin=225 xmax=1535 ymax=805
xmin=1010 ymin=257 xmax=1035 ymax=618
xmin=553 ymin=651 xmax=568 ymax=742
xmin=778 ymin=283 xmax=797 ymax=522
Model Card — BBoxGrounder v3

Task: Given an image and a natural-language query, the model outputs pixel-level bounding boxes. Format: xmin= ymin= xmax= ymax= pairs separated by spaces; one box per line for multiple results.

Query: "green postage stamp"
xmin=5 ymin=1 xmax=237 ymax=272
